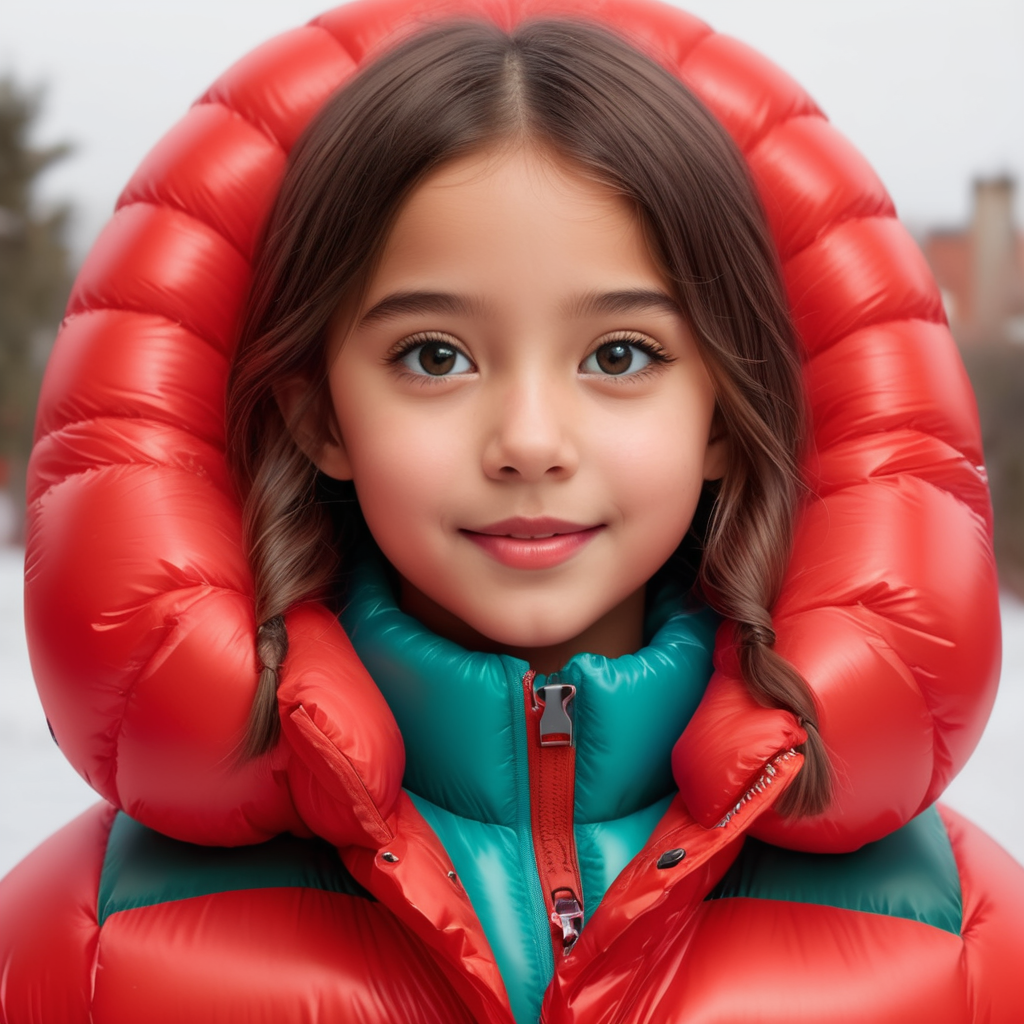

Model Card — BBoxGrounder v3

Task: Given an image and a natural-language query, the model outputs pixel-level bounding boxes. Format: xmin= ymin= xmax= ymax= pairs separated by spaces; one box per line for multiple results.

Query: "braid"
xmin=735 ymin=619 xmax=832 ymax=817
xmin=699 ymin=425 xmax=834 ymax=817
xmin=232 ymin=400 xmax=341 ymax=759
xmin=244 ymin=615 xmax=289 ymax=758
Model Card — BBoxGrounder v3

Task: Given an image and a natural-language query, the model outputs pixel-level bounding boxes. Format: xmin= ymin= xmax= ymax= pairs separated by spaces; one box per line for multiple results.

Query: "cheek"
xmin=347 ymin=425 xmax=425 ymax=501
xmin=596 ymin=404 xmax=712 ymax=519
xmin=337 ymin=405 xmax=465 ymax=543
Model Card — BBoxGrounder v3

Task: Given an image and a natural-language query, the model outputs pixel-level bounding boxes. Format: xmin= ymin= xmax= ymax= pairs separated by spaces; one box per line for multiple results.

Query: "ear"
xmin=702 ymin=413 xmax=729 ymax=482
xmin=315 ymin=427 xmax=354 ymax=481
xmin=275 ymin=378 xmax=353 ymax=481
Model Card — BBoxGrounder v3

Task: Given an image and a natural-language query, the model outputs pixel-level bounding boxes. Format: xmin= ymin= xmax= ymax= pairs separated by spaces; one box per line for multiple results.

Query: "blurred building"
xmin=928 ymin=177 xmax=1024 ymax=596
xmin=922 ymin=176 xmax=1024 ymax=347
xmin=0 ymin=458 xmax=14 ymax=544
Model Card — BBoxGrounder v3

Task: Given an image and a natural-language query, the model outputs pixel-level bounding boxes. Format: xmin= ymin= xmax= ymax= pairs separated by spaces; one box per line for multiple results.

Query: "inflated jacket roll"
xmin=3 ymin=0 xmax=1022 ymax=1021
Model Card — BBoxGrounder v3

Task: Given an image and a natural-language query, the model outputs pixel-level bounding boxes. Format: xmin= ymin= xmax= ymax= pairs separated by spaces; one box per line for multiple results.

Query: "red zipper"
xmin=522 ymin=670 xmax=584 ymax=960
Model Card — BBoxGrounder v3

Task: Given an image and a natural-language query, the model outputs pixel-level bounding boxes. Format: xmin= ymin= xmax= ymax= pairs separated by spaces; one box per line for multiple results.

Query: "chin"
xmin=469 ymin=612 xmax=591 ymax=653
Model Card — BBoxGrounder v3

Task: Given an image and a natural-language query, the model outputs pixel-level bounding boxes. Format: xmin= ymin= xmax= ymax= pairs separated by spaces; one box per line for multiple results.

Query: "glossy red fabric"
xmin=0 ymin=806 xmax=112 ymax=1023
xmin=13 ymin=0 xmax=1010 ymax=1019
xmin=3 ymin=797 xmax=1023 ymax=1022
xmin=0 ymin=805 xmax=477 ymax=1024
xmin=92 ymin=886 xmax=472 ymax=1023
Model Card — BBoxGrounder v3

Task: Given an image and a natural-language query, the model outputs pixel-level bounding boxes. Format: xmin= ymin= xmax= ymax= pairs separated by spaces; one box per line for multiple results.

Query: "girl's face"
xmin=316 ymin=144 xmax=726 ymax=667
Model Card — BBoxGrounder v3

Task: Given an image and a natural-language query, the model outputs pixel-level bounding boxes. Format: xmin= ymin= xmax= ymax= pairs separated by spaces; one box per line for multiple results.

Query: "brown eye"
xmin=597 ymin=342 xmax=632 ymax=374
xmin=419 ymin=342 xmax=457 ymax=375
xmin=581 ymin=340 xmax=653 ymax=377
xmin=400 ymin=340 xmax=473 ymax=377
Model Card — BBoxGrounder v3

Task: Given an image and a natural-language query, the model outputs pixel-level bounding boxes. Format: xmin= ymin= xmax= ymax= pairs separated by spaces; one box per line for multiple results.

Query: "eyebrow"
xmin=355 ymin=287 xmax=684 ymax=328
xmin=564 ymin=289 xmax=683 ymax=319
xmin=356 ymin=291 xmax=490 ymax=327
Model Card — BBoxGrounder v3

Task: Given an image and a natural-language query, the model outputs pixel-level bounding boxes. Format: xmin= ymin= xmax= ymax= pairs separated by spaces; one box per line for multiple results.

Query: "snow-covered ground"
xmin=1 ymin=545 xmax=1022 ymax=877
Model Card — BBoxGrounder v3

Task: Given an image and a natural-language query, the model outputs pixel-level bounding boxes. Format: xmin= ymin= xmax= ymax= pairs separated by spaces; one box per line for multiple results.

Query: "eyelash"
xmin=386 ymin=330 xmax=674 ymax=380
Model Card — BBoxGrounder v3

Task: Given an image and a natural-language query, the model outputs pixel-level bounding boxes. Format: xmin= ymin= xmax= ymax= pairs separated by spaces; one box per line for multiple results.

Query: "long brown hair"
xmin=226 ymin=18 xmax=831 ymax=816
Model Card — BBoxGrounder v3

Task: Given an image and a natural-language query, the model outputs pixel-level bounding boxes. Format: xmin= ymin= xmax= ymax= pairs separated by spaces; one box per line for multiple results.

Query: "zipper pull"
xmin=550 ymin=887 xmax=584 ymax=955
xmin=537 ymin=679 xmax=576 ymax=747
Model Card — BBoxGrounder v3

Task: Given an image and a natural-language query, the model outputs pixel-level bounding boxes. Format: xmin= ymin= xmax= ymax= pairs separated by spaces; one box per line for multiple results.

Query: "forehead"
xmin=365 ymin=144 xmax=668 ymax=302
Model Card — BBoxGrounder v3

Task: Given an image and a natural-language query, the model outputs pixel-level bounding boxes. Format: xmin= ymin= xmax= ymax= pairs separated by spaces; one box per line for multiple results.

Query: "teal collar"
xmin=339 ymin=555 xmax=718 ymax=826
xmin=340 ymin=556 xmax=717 ymax=1024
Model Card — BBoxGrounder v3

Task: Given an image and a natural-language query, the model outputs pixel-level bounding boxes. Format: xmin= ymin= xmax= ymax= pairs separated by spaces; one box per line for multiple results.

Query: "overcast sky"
xmin=4 ymin=0 xmax=1023 ymax=258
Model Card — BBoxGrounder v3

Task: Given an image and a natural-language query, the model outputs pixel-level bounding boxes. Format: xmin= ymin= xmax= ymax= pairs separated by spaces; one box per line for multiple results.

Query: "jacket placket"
xmin=333 ymin=743 xmax=803 ymax=1023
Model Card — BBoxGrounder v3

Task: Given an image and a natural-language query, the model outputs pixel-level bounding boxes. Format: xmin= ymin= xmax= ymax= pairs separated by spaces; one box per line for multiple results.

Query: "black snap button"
xmin=380 ymin=851 xmax=399 ymax=863
xmin=656 ymin=848 xmax=686 ymax=869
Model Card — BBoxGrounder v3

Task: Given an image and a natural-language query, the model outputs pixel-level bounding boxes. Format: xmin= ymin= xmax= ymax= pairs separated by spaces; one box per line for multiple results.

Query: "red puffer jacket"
xmin=3 ymin=0 xmax=1022 ymax=1021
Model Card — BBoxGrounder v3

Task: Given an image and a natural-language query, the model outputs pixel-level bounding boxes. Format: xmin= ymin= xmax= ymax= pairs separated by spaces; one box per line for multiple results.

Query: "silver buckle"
xmin=538 ymin=682 xmax=576 ymax=747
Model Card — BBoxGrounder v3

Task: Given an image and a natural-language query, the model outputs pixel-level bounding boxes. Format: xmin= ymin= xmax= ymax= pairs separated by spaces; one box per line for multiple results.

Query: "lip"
xmin=469 ymin=516 xmax=596 ymax=537
xmin=462 ymin=517 xmax=604 ymax=570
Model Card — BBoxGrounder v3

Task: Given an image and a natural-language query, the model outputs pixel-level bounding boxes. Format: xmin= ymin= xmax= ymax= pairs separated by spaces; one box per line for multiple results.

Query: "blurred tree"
xmin=0 ymin=77 xmax=73 ymax=541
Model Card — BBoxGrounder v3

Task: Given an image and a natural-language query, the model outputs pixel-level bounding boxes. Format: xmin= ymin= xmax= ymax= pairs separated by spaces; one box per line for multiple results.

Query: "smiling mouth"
xmin=462 ymin=518 xmax=604 ymax=569
xmin=467 ymin=516 xmax=598 ymax=537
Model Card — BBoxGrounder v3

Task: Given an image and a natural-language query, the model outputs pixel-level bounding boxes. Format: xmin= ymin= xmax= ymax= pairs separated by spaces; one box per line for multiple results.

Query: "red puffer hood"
xmin=25 ymin=0 xmax=998 ymax=855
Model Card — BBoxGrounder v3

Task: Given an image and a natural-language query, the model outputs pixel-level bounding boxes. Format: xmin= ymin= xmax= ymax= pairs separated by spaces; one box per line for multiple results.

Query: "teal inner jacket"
xmin=340 ymin=556 xmax=719 ymax=1024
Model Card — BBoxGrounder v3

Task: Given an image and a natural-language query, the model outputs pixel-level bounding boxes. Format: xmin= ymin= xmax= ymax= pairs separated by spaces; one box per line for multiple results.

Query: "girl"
xmin=3 ymin=2 xmax=1023 ymax=1022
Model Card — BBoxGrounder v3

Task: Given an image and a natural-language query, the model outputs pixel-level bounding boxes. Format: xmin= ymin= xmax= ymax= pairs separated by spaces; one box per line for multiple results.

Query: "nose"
xmin=482 ymin=374 xmax=580 ymax=482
